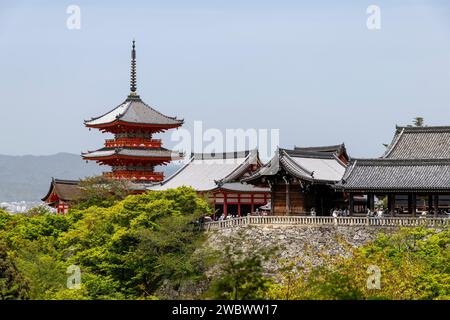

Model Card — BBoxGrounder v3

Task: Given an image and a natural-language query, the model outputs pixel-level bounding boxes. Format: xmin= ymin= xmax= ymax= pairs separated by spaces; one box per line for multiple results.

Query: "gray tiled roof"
xmin=85 ymin=96 xmax=183 ymax=127
xmin=337 ymin=158 xmax=450 ymax=192
xmin=149 ymin=150 xmax=267 ymax=192
xmin=243 ymin=148 xmax=347 ymax=183
xmin=382 ymin=126 xmax=450 ymax=159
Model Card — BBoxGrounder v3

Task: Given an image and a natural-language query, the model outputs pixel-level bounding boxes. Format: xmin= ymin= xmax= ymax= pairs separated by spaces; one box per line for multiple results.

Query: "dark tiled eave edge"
xmin=335 ymin=187 xmax=450 ymax=193
xmin=347 ymin=158 xmax=450 ymax=166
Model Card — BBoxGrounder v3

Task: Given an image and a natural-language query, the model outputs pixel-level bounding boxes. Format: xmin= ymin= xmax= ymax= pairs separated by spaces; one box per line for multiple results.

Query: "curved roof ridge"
xmin=139 ymin=98 xmax=183 ymax=122
xmin=341 ymin=160 xmax=357 ymax=182
xmin=219 ymin=149 xmax=261 ymax=184
xmin=280 ymin=150 xmax=314 ymax=179
xmin=84 ymin=100 xmax=130 ymax=124
xmin=396 ymin=125 xmax=450 ymax=132
xmin=382 ymin=127 xmax=404 ymax=158
xmin=192 ymin=150 xmax=251 ymax=160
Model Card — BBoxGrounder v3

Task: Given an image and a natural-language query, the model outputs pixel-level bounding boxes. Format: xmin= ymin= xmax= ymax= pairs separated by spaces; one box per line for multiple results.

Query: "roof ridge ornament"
xmin=127 ymin=39 xmax=140 ymax=100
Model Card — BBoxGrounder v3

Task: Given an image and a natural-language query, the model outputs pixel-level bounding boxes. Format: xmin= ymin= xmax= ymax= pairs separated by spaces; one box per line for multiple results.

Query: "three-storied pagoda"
xmin=82 ymin=41 xmax=183 ymax=182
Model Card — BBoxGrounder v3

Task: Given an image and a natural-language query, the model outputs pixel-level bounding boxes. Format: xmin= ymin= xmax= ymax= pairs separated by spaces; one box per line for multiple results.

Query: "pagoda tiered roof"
xmin=81 ymin=40 xmax=183 ymax=182
xmin=82 ymin=147 xmax=180 ymax=162
xmin=84 ymin=95 xmax=183 ymax=132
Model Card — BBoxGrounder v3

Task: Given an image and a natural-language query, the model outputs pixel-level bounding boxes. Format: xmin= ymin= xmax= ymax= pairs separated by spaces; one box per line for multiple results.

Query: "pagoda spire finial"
xmin=130 ymin=39 xmax=137 ymax=95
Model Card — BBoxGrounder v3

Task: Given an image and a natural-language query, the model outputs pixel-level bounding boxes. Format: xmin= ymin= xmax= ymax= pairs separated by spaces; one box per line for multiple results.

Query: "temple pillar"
xmin=433 ymin=194 xmax=439 ymax=217
xmin=427 ymin=195 xmax=433 ymax=213
xmin=367 ymin=193 xmax=374 ymax=212
xmin=388 ymin=194 xmax=395 ymax=216
xmin=286 ymin=182 xmax=291 ymax=215
xmin=223 ymin=193 xmax=228 ymax=217
xmin=410 ymin=194 xmax=417 ymax=217
xmin=348 ymin=193 xmax=354 ymax=215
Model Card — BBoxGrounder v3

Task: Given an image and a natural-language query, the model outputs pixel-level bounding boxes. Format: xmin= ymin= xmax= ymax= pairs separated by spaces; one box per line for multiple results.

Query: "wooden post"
xmin=367 ymin=193 xmax=374 ymax=212
xmin=433 ymin=194 xmax=439 ymax=217
xmin=251 ymin=194 xmax=254 ymax=214
xmin=388 ymin=194 xmax=395 ymax=216
xmin=410 ymin=194 xmax=417 ymax=217
xmin=237 ymin=194 xmax=241 ymax=217
xmin=223 ymin=193 xmax=228 ymax=217
xmin=286 ymin=182 xmax=291 ymax=216
xmin=348 ymin=193 xmax=354 ymax=215
xmin=428 ymin=195 xmax=433 ymax=213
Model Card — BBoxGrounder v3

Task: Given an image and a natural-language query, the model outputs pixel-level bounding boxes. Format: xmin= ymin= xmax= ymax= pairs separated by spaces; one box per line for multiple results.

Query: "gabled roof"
xmin=149 ymin=150 xmax=269 ymax=192
xmin=41 ymin=178 xmax=82 ymax=203
xmin=336 ymin=158 xmax=450 ymax=192
xmin=295 ymin=143 xmax=346 ymax=153
xmin=84 ymin=96 xmax=183 ymax=128
xmin=243 ymin=147 xmax=347 ymax=183
xmin=382 ymin=126 xmax=450 ymax=159
xmin=294 ymin=143 xmax=349 ymax=163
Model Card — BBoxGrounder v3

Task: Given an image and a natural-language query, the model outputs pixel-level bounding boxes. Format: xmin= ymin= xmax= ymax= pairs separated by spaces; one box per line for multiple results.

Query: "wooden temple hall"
xmin=243 ymin=145 xmax=349 ymax=215
xmin=336 ymin=126 xmax=450 ymax=216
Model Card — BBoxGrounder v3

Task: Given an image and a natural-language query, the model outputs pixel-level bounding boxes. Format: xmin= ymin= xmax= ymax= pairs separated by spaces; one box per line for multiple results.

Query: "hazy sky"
xmin=1 ymin=0 xmax=450 ymax=159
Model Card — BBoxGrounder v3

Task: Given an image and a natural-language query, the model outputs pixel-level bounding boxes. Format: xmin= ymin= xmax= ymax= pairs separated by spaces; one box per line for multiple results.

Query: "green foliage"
xmin=413 ymin=117 xmax=425 ymax=127
xmin=0 ymin=241 xmax=30 ymax=299
xmin=23 ymin=205 xmax=52 ymax=217
xmin=72 ymin=176 xmax=131 ymax=210
xmin=267 ymin=227 xmax=450 ymax=300
xmin=205 ymin=230 xmax=278 ymax=300
xmin=0 ymin=209 xmax=12 ymax=230
xmin=0 ymin=187 xmax=211 ymax=300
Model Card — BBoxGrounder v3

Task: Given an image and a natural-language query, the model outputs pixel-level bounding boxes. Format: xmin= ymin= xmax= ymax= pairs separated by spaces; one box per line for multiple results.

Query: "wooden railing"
xmin=103 ymin=171 xmax=164 ymax=181
xmin=203 ymin=216 xmax=449 ymax=231
xmin=104 ymin=138 xmax=162 ymax=148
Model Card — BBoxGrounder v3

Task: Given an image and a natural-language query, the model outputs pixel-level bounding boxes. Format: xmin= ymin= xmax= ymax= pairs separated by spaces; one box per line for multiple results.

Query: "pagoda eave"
xmin=82 ymin=154 xmax=177 ymax=162
xmin=85 ymin=120 xmax=183 ymax=133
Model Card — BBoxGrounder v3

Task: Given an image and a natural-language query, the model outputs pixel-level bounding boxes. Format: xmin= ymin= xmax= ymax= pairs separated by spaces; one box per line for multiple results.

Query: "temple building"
xmin=149 ymin=150 xmax=270 ymax=217
xmin=336 ymin=126 xmax=450 ymax=216
xmin=41 ymin=179 xmax=82 ymax=214
xmin=243 ymin=145 xmax=348 ymax=215
xmin=82 ymin=40 xmax=183 ymax=182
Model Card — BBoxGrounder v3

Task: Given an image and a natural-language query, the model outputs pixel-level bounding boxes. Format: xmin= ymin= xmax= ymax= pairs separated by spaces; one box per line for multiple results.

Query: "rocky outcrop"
xmin=206 ymin=224 xmax=397 ymax=272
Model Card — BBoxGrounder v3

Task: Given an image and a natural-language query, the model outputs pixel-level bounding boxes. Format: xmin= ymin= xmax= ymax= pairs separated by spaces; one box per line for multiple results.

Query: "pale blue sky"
xmin=1 ymin=0 xmax=449 ymax=158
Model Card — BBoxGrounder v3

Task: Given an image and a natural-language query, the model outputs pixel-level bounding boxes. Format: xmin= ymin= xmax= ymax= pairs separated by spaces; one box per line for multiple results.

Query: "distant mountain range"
xmin=0 ymin=153 xmax=182 ymax=202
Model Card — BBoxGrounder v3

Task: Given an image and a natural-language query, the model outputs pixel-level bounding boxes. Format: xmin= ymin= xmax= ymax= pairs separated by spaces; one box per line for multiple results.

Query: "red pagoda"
xmin=82 ymin=41 xmax=183 ymax=182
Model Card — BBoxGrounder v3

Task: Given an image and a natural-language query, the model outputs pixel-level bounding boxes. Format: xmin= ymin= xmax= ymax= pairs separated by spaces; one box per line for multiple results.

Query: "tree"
xmin=73 ymin=176 xmax=132 ymax=209
xmin=0 ymin=241 xmax=30 ymax=299
xmin=205 ymin=230 xmax=278 ymax=300
xmin=413 ymin=117 xmax=424 ymax=127
xmin=57 ymin=187 xmax=211 ymax=299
